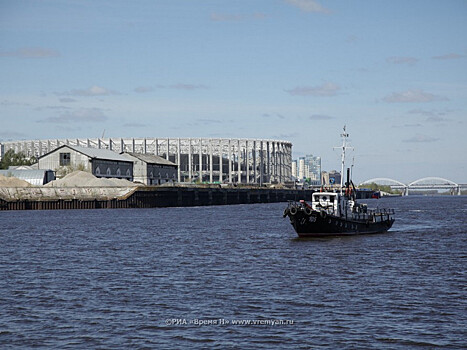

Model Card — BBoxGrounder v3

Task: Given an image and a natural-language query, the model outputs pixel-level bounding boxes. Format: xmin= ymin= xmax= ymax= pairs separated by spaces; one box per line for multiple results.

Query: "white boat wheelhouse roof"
xmin=311 ymin=192 xmax=339 ymax=212
xmin=312 ymin=192 xmax=338 ymax=200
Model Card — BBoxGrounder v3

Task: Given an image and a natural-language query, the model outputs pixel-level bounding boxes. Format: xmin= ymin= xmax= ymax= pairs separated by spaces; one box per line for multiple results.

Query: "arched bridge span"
xmin=359 ymin=177 xmax=463 ymax=195
xmin=408 ymin=177 xmax=458 ymax=187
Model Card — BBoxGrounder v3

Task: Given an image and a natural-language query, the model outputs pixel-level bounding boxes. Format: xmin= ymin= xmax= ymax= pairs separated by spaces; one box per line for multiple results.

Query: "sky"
xmin=1 ymin=0 xmax=467 ymax=183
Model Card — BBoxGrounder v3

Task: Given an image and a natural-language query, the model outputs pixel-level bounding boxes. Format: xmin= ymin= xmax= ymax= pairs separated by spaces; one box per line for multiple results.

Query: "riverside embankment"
xmin=0 ymin=185 xmax=313 ymax=211
xmin=0 ymin=170 xmax=312 ymax=210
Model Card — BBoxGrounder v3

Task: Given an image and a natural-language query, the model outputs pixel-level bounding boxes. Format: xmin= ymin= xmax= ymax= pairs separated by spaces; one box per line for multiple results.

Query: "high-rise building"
xmin=322 ymin=170 xmax=341 ymax=187
xmin=292 ymin=160 xmax=297 ymax=179
xmin=293 ymin=154 xmax=321 ymax=184
xmin=305 ymin=154 xmax=321 ymax=182
xmin=298 ymin=157 xmax=305 ymax=179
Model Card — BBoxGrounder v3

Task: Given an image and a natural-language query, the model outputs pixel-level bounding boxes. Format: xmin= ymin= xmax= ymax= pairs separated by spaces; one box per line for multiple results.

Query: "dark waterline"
xmin=1 ymin=196 xmax=466 ymax=349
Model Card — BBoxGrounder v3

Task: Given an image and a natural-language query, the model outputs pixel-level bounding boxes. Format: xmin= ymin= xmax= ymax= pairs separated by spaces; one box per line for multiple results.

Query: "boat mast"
xmin=335 ymin=125 xmax=351 ymax=195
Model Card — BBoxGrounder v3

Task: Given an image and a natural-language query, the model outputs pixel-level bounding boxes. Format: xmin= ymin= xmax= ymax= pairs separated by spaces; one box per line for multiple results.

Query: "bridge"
xmin=359 ymin=177 xmax=467 ymax=196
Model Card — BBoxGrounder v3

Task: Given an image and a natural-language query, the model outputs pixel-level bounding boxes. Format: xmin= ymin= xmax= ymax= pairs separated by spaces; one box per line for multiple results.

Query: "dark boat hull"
xmin=287 ymin=211 xmax=394 ymax=237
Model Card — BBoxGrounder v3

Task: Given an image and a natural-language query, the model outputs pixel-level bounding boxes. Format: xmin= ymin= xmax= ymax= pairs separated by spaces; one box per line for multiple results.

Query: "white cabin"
xmin=311 ymin=192 xmax=339 ymax=213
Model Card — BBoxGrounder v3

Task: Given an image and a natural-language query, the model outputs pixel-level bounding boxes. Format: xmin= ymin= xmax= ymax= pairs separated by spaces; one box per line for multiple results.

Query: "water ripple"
xmin=1 ymin=197 xmax=466 ymax=348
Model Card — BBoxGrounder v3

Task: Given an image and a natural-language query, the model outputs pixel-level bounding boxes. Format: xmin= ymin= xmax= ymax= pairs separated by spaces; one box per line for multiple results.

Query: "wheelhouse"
xmin=311 ymin=192 xmax=338 ymax=213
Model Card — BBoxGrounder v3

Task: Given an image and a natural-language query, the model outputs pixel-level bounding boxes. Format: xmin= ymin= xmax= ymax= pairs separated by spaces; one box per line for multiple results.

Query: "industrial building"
xmin=38 ymin=145 xmax=134 ymax=180
xmin=0 ymin=168 xmax=55 ymax=185
xmin=122 ymin=152 xmax=177 ymax=185
xmin=2 ymin=137 xmax=293 ymax=184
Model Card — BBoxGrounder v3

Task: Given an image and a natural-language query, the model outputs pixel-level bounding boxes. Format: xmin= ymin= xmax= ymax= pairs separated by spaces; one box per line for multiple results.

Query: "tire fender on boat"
xmin=320 ymin=210 xmax=327 ymax=219
xmin=305 ymin=207 xmax=312 ymax=216
xmin=290 ymin=207 xmax=297 ymax=215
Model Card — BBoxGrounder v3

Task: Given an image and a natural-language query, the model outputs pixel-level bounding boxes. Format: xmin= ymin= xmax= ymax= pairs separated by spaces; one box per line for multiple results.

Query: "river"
xmin=0 ymin=196 xmax=465 ymax=349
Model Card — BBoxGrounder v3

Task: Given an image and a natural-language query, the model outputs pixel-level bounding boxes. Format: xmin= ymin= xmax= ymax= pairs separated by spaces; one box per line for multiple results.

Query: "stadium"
xmin=0 ymin=137 xmax=293 ymax=184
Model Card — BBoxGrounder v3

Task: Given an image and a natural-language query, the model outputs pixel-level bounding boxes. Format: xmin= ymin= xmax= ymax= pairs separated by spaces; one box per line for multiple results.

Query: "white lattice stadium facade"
xmin=0 ymin=138 xmax=293 ymax=184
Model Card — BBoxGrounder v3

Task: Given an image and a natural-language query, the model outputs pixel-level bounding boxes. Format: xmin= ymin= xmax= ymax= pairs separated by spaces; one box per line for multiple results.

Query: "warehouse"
xmin=38 ymin=145 xmax=133 ymax=180
xmin=122 ymin=152 xmax=177 ymax=185
xmin=3 ymin=137 xmax=292 ymax=184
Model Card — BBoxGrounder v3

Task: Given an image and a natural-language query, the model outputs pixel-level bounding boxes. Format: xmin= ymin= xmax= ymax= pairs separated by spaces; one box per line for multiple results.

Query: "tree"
xmin=0 ymin=149 xmax=35 ymax=169
xmin=359 ymin=182 xmax=401 ymax=195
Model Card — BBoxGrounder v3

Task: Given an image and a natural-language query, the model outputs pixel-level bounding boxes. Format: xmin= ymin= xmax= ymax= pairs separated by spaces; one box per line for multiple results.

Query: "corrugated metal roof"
xmin=0 ymin=169 xmax=52 ymax=186
xmin=122 ymin=152 xmax=177 ymax=166
xmin=44 ymin=145 xmax=133 ymax=162
xmin=8 ymin=165 xmax=38 ymax=170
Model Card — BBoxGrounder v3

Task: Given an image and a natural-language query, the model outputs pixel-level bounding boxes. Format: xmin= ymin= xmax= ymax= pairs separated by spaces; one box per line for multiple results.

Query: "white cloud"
xmin=308 ymin=114 xmax=333 ymax=120
xmin=432 ymin=53 xmax=465 ymax=60
xmin=1 ymin=100 xmax=30 ymax=107
xmin=284 ymin=0 xmax=330 ymax=14
xmin=345 ymin=35 xmax=358 ymax=44
xmin=35 ymin=105 xmax=71 ymax=112
xmin=408 ymin=109 xmax=451 ymax=123
xmin=195 ymin=119 xmax=222 ymax=125
xmin=157 ymin=84 xmax=208 ymax=90
xmin=58 ymin=86 xmax=119 ymax=97
xmin=0 ymin=130 xmax=28 ymax=140
xmin=286 ymin=82 xmax=340 ymax=97
xmin=123 ymin=122 xmax=148 ymax=127
xmin=38 ymin=108 xmax=108 ymax=123
xmin=210 ymin=13 xmax=268 ymax=22
xmin=0 ymin=47 xmax=60 ymax=58
xmin=383 ymin=89 xmax=448 ymax=103
xmin=426 ymin=116 xmax=448 ymax=122
xmin=134 ymin=86 xmax=154 ymax=93
xmin=271 ymin=132 xmax=299 ymax=139
xmin=387 ymin=56 xmax=419 ymax=65
xmin=408 ymin=109 xmax=446 ymax=117
xmin=403 ymin=134 xmax=439 ymax=143
xmin=262 ymin=113 xmax=285 ymax=119
xmin=210 ymin=13 xmax=245 ymax=22
xmin=59 ymin=97 xmax=77 ymax=103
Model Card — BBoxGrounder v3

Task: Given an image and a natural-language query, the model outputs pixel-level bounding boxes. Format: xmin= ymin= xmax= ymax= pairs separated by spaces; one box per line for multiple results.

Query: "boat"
xmin=283 ymin=126 xmax=395 ymax=237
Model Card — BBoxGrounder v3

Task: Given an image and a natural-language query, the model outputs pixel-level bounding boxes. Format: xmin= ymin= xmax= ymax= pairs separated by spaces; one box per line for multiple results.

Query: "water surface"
xmin=1 ymin=196 xmax=466 ymax=348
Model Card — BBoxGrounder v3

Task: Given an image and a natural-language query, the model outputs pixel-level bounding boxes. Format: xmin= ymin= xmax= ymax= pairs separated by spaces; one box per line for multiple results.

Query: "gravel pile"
xmin=45 ymin=171 xmax=139 ymax=187
xmin=0 ymin=175 xmax=32 ymax=187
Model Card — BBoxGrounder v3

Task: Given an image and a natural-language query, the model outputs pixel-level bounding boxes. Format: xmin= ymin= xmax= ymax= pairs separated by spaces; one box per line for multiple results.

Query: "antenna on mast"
xmin=333 ymin=125 xmax=353 ymax=194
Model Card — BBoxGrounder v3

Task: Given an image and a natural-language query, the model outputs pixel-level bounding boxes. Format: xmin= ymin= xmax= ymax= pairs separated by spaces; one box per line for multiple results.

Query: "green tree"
xmin=359 ymin=182 xmax=401 ymax=194
xmin=0 ymin=149 xmax=35 ymax=169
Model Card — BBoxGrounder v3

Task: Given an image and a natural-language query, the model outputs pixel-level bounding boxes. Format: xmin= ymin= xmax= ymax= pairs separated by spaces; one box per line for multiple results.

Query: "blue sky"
xmin=1 ymin=0 xmax=466 ymax=183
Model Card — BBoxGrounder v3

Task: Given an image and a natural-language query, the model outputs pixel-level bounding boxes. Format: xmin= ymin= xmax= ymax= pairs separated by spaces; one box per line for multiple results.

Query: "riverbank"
xmin=0 ymin=186 xmax=313 ymax=211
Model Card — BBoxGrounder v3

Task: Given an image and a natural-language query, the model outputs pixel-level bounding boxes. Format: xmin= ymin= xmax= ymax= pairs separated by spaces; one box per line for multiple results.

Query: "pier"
xmin=0 ymin=186 xmax=313 ymax=211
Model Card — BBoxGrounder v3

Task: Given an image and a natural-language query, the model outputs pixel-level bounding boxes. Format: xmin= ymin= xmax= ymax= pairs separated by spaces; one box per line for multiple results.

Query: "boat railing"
xmin=372 ymin=208 xmax=395 ymax=218
xmin=350 ymin=207 xmax=394 ymax=222
xmin=288 ymin=200 xmax=394 ymax=222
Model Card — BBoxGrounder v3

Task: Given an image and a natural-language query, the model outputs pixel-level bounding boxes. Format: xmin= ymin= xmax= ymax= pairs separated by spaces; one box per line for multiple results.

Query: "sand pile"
xmin=0 ymin=174 xmax=32 ymax=187
xmin=45 ymin=171 xmax=139 ymax=187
